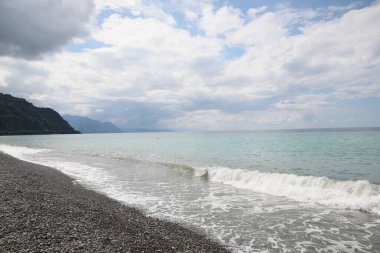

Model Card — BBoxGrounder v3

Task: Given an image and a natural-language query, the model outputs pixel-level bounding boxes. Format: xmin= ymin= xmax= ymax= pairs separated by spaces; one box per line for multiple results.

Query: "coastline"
xmin=0 ymin=152 xmax=229 ymax=252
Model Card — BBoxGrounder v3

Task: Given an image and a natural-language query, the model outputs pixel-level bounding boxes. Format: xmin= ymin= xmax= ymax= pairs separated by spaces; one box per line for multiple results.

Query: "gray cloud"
xmin=191 ymin=56 xmax=225 ymax=77
xmin=0 ymin=0 xmax=94 ymax=58
xmin=184 ymin=94 xmax=279 ymax=114
xmin=284 ymin=58 xmax=328 ymax=77
xmin=83 ymin=100 xmax=180 ymax=129
xmin=0 ymin=60 xmax=51 ymax=99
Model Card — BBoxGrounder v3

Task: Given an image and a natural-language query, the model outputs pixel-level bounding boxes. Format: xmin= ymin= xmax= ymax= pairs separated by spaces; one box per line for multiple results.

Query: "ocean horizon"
xmin=1 ymin=127 xmax=379 ymax=252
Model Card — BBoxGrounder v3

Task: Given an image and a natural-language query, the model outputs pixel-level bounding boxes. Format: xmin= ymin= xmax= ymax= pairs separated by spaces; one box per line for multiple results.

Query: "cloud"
xmin=0 ymin=0 xmax=94 ymax=58
xmin=199 ymin=4 xmax=243 ymax=37
xmin=162 ymin=109 xmax=304 ymax=130
xmin=224 ymin=2 xmax=380 ymax=99
xmin=94 ymin=0 xmax=176 ymax=25
xmin=0 ymin=1 xmax=379 ymax=130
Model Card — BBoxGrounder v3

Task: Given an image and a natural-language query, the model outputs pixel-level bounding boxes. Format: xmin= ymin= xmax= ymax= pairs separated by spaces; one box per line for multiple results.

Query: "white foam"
xmin=2 ymin=143 xmax=380 ymax=216
xmin=195 ymin=166 xmax=380 ymax=215
xmin=0 ymin=144 xmax=162 ymax=210
xmin=0 ymin=144 xmax=48 ymax=160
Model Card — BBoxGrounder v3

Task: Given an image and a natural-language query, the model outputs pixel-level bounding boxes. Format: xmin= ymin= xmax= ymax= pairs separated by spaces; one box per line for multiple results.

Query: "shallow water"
xmin=1 ymin=128 xmax=380 ymax=252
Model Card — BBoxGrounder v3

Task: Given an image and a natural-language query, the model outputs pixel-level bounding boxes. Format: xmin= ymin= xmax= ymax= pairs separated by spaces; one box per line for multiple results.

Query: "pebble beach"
xmin=0 ymin=152 xmax=229 ymax=253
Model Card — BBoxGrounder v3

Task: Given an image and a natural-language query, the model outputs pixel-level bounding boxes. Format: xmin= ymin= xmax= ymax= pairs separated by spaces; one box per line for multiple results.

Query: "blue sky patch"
xmin=67 ymin=39 xmax=109 ymax=52
xmin=222 ymin=45 xmax=246 ymax=59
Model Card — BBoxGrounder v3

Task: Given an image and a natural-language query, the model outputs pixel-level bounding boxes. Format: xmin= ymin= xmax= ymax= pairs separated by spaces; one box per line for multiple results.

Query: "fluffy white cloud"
xmin=0 ymin=0 xmax=379 ymax=129
xmin=225 ymin=2 xmax=380 ymax=99
xmin=199 ymin=5 xmax=243 ymax=37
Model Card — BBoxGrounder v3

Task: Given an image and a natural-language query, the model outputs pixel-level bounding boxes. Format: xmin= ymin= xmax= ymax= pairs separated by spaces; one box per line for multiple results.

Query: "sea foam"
xmin=194 ymin=166 xmax=380 ymax=215
xmin=1 ymin=144 xmax=380 ymax=215
xmin=0 ymin=144 xmax=48 ymax=160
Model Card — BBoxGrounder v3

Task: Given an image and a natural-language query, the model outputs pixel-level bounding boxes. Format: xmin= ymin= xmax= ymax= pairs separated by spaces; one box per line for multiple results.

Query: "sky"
xmin=0 ymin=0 xmax=379 ymax=130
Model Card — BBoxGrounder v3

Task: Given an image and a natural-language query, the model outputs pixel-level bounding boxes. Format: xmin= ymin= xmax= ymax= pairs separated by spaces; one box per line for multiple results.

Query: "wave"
xmin=0 ymin=144 xmax=48 ymax=160
xmin=1 ymin=144 xmax=380 ymax=215
xmin=194 ymin=166 xmax=380 ymax=215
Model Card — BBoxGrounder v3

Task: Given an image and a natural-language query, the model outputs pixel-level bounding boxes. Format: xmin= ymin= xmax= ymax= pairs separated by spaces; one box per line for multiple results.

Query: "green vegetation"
xmin=0 ymin=93 xmax=79 ymax=135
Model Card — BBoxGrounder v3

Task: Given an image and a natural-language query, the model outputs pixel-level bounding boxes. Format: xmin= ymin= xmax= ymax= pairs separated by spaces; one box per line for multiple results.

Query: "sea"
xmin=1 ymin=128 xmax=380 ymax=252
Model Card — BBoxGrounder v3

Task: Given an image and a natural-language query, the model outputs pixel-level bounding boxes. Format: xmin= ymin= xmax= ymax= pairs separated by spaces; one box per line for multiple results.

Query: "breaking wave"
xmin=194 ymin=166 xmax=380 ymax=215
xmin=1 ymin=143 xmax=380 ymax=215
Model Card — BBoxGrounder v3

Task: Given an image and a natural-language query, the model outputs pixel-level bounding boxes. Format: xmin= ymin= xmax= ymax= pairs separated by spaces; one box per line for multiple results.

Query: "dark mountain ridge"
xmin=0 ymin=93 xmax=78 ymax=135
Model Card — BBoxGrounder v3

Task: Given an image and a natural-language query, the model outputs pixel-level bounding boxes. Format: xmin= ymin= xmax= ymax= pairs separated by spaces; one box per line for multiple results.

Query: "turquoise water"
xmin=1 ymin=128 xmax=380 ymax=252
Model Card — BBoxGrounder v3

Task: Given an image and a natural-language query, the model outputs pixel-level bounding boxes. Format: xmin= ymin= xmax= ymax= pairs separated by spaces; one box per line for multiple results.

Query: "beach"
xmin=0 ymin=152 xmax=229 ymax=252
xmin=1 ymin=130 xmax=379 ymax=252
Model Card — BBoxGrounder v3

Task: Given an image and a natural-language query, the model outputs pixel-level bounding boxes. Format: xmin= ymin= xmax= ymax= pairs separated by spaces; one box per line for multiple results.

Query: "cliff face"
xmin=0 ymin=93 xmax=79 ymax=135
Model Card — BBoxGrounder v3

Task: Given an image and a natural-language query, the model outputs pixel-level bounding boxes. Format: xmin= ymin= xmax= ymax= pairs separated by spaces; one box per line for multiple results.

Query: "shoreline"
xmin=0 ymin=152 xmax=229 ymax=252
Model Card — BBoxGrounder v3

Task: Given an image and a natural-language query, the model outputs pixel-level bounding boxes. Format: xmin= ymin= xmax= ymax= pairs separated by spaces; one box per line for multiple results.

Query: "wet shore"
xmin=0 ymin=152 xmax=229 ymax=252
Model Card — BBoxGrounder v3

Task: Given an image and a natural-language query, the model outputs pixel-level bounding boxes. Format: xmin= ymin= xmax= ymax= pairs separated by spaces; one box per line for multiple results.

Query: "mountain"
xmin=0 ymin=93 xmax=79 ymax=135
xmin=63 ymin=115 xmax=122 ymax=134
